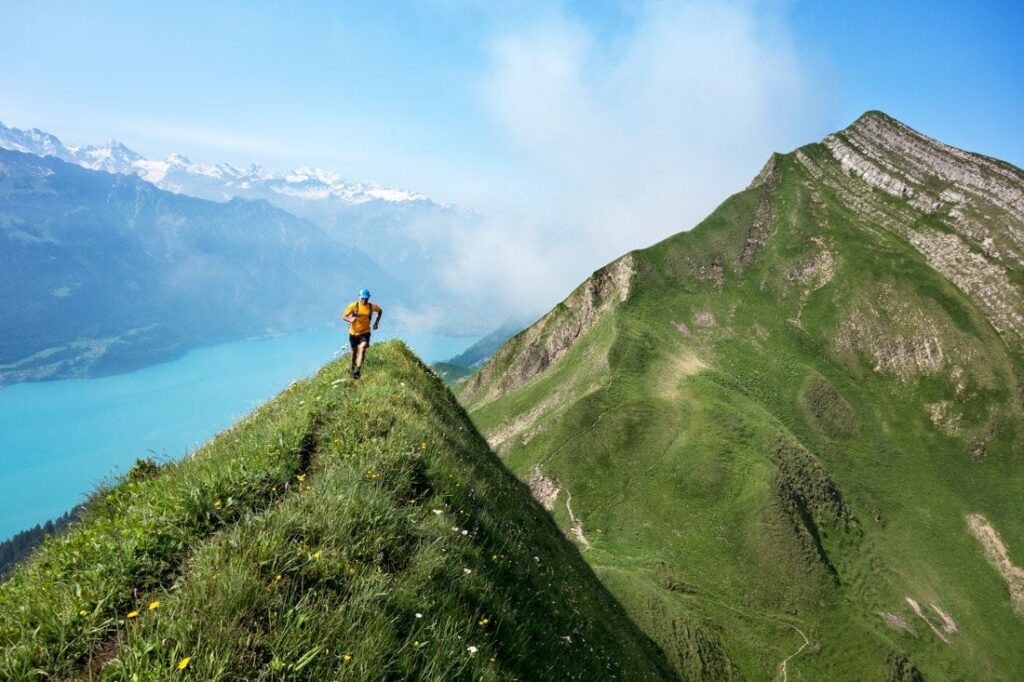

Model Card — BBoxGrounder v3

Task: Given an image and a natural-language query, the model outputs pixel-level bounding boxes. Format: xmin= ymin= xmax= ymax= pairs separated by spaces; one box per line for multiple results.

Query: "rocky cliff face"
xmin=460 ymin=254 xmax=634 ymax=408
xmin=801 ymin=111 xmax=1024 ymax=344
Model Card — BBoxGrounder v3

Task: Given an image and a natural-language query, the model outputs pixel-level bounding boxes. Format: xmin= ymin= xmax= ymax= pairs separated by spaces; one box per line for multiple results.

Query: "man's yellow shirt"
xmin=345 ymin=300 xmax=381 ymax=336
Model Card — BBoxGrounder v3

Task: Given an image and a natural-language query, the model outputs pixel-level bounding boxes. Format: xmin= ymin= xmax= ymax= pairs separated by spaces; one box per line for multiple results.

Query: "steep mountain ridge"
xmin=803 ymin=111 xmax=1024 ymax=345
xmin=0 ymin=342 xmax=676 ymax=680
xmin=462 ymin=112 xmax=1024 ymax=680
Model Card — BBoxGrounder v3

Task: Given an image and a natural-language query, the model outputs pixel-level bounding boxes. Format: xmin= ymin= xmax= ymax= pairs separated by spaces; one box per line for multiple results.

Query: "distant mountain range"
xmin=0 ymin=148 xmax=406 ymax=382
xmin=0 ymin=122 xmax=479 ymax=307
xmin=0 ymin=121 xmax=426 ymax=206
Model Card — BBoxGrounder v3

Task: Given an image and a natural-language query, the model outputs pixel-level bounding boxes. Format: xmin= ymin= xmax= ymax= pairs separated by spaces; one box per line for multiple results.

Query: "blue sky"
xmin=3 ymin=1 xmax=1021 ymax=196
xmin=3 ymin=0 xmax=1022 ymax=306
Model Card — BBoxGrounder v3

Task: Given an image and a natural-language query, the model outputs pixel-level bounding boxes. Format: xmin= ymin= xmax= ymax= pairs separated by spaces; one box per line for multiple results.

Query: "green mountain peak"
xmin=462 ymin=114 xmax=1024 ymax=679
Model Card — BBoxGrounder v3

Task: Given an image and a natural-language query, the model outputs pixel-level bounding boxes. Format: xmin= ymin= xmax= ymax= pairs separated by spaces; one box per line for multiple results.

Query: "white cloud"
xmin=446 ymin=0 xmax=833 ymax=316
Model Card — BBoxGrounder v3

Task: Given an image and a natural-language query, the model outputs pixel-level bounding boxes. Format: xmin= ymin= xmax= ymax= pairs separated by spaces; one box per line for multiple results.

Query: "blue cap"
xmin=359 ymin=288 xmax=371 ymax=299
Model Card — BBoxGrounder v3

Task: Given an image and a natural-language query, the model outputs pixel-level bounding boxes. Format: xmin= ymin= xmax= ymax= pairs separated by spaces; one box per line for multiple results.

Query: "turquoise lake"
xmin=0 ymin=330 xmax=479 ymax=541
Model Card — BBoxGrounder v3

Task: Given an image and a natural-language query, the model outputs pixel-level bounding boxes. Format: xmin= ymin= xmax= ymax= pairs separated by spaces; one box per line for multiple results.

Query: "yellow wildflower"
xmin=126 ymin=610 xmax=139 ymax=619
xmin=343 ymin=653 xmax=353 ymax=663
xmin=213 ymin=499 xmax=222 ymax=509
xmin=177 ymin=656 xmax=191 ymax=670
xmin=478 ymin=618 xmax=490 ymax=627
xmin=297 ymin=474 xmax=306 ymax=482
xmin=79 ymin=609 xmax=89 ymax=617
xmin=148 ymin=600 xmax=161 ymax=611
xmin=274 ymin=574 xmax=283 ymax=582
xmin=310 ymin=551 xmax=321 ymax=560
xmin=420 ymin=442 xmax=427 ymax=450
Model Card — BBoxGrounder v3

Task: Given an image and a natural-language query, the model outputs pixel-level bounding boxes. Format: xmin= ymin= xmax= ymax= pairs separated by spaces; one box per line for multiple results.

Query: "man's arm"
xmin=373 ymin=305 xmax=382 ymax=330
xmin=342 ymin=304 xmax=356 ymax=324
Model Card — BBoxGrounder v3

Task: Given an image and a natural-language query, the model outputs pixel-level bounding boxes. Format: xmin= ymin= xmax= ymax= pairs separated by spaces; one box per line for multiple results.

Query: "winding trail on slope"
xmin=677 ymin=590 xmax=811 ymax=681
xmin=563 ymin=487 xmax=591 ymax=549
xmin=777 ymin=623 xmax=810 ymax=682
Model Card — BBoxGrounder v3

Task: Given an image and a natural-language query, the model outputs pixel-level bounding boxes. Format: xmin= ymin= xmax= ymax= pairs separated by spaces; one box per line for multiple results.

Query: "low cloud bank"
xmin=441 ymin=1 xmax=833 ymax=317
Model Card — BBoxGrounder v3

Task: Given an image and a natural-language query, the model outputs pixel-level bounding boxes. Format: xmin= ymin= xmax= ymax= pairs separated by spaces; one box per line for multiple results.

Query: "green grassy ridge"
xmin=2 ymin=341 xmax=677 ymax=681
xmin=461 ymin=128 xmax=1024 ymax=679
xmin=0 ymin=371 xmax=320 ymax=679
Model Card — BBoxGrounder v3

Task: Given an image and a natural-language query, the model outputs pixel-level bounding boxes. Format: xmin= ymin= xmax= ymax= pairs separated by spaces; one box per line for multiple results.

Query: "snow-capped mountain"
xmin=0 ymin=124 xmax=70 ymax=159
xmin=0 ymin=120 xmax=427 ymax=207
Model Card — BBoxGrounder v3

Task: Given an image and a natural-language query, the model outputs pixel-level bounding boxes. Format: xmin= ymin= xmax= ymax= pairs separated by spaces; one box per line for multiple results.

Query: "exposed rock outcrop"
xmin=799 ymin=111 xmax=1024 ymax=346
xmin=835 ymin=302 xmax=950 ymax=380
xmin=966 ymin=513 xmax=1024 ymax=617
xmin=460 ymin=255 xmax=634 ymax=407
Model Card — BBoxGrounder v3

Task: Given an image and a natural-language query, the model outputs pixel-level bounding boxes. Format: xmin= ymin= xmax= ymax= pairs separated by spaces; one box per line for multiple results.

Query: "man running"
xmin=342 ymin=288 xmax=382 ymax=379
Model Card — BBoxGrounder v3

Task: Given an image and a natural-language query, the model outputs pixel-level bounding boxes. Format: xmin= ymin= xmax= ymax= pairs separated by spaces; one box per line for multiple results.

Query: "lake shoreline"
xmin=0 ymin=325 xmax=484 ymax=387
xmin=0 ymin=330 xmax=481 ymax=542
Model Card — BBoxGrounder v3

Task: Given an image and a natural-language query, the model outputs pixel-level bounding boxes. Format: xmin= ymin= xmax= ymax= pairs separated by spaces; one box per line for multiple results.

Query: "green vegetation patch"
xmin=460 ymin=129 xmax=1024 ymax=679
xmin=800 ymin=374 xmax=859 ymax=439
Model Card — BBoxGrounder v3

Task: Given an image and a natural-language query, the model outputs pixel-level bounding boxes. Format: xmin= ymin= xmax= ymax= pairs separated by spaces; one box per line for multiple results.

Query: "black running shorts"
xmin=349 ymin=332 xmax=371 ymax=350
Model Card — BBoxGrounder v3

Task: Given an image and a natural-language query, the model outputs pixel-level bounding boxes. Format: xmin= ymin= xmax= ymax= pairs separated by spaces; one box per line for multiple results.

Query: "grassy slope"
xmin=0 ymin=341 xmax=676 ymax=681
xmin=464 ymin=148 xmax=1024 ymax=680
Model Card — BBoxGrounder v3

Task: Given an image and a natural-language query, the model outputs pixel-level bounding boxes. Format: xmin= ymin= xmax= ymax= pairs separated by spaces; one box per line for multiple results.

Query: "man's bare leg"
xmin=355 ymin=342 xmax=369 ymax=370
